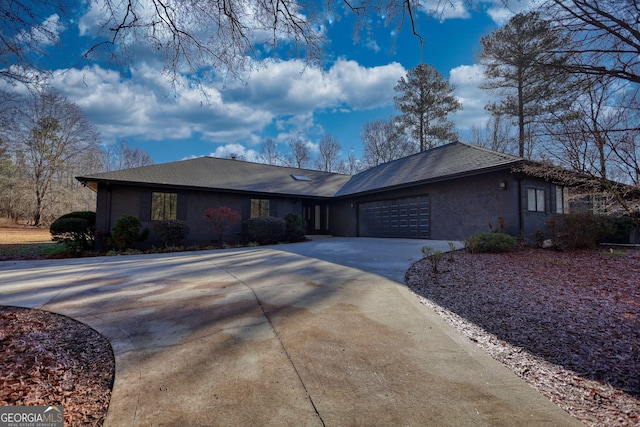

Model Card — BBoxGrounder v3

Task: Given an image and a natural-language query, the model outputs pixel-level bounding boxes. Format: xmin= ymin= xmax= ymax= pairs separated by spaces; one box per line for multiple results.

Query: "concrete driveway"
xmin=0 ymin=238 xmax=580 ymax=426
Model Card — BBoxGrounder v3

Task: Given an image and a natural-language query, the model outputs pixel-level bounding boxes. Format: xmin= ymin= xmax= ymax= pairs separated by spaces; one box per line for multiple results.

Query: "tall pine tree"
xmin=393 ymin=64 xmax=462 ymax=151
xmin=479 ymin=11 xmax=573 ymax=158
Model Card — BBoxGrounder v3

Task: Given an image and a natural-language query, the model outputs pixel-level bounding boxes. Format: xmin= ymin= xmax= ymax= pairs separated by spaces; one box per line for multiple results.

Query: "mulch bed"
xmin=406 ymin=246 xmax=640 ymax=426
xmin=0 ymin=306 xmax=115 ymax=426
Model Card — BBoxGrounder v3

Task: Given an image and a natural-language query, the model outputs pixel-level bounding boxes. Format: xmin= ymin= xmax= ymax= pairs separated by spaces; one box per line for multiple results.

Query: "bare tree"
xmin=315 ymin=133 xmax=342 ymax=172
xmin=541 ymin=0 xmax=640 ymax=85
xmin=469 ymin=114 xmax=517 ymax=155
xmin=0 ymin=0 xmax=71 ymax=86
xmin=258 ymin=138 xmax=286 ymax=166
xmin=337 ymin=152 xmax=365 ymax=175
xmin=287 ymin=134 xmax=311 ymax=169
xmin=394 ymin=63 xmax=462 ymax=151
xmin=105 ymin=140 xmax=154 ymax=171
xmin=5 ymin=90 xmax=100 ymax=225
xmin=2 ymin=0 xmax=461 ymax=88
xmin=361 ymin=118 xmax=416 ymax=166
xmin=544 ymin=76 xmax=640 ymax=184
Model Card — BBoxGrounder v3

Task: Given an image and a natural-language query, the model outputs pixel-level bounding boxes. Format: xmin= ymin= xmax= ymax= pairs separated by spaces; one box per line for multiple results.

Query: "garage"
xmin=358 ymin=195 xmax=430 ymax=239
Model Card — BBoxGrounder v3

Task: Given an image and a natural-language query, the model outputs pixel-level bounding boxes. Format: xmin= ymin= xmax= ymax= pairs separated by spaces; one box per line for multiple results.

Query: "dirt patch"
xmin=0 ymin=227 xmax=52 ymax=245
xmin=406 ymin=247 xmax=640 ymax=426
xmin=0 ymin=306 xmax=115 ymax=426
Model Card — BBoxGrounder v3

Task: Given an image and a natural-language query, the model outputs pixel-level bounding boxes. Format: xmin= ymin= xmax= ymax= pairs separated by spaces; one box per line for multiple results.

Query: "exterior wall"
xmin=329 ymin=199 xmax=358 ymax=237
xmin=518 ymin=176 xmax=568 ymax=242
xmin=94 ymin=183 xmax=305 ymax=248
xmin=93 ymin=169 xmax=570 ymax=247
xmin=330 ymin=170 xmax=551 ymax=241
xmin=429 ymin=171 xmax=519 ymax=240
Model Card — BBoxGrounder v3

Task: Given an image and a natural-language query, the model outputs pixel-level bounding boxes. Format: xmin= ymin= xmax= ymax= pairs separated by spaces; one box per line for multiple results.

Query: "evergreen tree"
xmin=393 ymin=64 xmax=462 ymax=151
xmin=479 ymin=11 xmax=573 ymax=158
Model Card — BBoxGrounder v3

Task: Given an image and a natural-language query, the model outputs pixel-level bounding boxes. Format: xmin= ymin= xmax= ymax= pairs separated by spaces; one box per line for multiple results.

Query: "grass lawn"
xmin=0 ymin=227 xmax=61 ymax=260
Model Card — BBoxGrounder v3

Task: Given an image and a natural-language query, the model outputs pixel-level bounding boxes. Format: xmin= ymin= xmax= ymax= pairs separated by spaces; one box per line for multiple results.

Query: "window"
xmin=592 ymin=195 xmax=608 ymax=215
xmin=555 ymin=186 xmax=569 ymax=214
xmin=152 ymin=192 xmax=177 ymax=220
xmin=251 ymin=199 xmax=270 ymax=218
xmin=527 ymin=188 xmax=545 ymax=212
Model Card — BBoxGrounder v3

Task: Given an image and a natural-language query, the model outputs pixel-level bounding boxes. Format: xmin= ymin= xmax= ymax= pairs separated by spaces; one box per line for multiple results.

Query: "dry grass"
xmin=0 ymin=227 xmax=57 ymax=260
xmin=0 ymin=227 xmax=52 ymax=245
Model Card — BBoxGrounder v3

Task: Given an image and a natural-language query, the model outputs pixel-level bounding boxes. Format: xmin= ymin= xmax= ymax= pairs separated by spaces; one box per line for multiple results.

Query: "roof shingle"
xmin=334 ymin=142 xmax=522 ymax=196
xmin=77 ymin=142 xmax=523 ymax=198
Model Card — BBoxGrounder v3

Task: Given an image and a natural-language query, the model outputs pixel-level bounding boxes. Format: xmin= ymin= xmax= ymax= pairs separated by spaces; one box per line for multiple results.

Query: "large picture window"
xmin=152 ymin=192 xmax=177 ymax=220
xmin=251 ymin=199 xmax=270 ymax=218
xmin=527 ymin=188 xmax=545 ymax=212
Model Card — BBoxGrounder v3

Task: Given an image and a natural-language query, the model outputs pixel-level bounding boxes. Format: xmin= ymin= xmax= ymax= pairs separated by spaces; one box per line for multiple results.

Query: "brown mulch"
xmin=406 ymin=246 xmax=640 ymax=427
xmin=0 ymin=306 xmax=115 ymax=426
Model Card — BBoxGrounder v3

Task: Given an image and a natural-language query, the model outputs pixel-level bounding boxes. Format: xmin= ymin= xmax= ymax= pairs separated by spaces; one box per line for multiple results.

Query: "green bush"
xmin=284 ymin=212 xmax=306 ymax=242
xmin=153 ymin=220 xmax=190 ymax=247
xmin=49 ymin=211 xmax=96 ymax=250
xmin=465 ymin=232 xmax=516 ymax=253
xmin=548 ymin=213 xmax=611 ymax=249
xmin=109 ymin=215 xmax=149 ymax=250
xmin=606 ymin=214 xmax=639 ymax=244
xmin=243 ymin=216 xmax=286 ymax=245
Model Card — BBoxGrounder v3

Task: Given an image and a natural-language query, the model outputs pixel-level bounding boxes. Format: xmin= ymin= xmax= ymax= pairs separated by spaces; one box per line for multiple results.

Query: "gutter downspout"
xmin=517 ymin=178 xmax=524 ymax=240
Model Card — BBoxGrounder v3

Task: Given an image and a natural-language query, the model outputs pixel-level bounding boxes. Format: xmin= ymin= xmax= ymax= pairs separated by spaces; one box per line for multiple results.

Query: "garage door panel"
xmin=359 ymin=195 xmax=430 ymax=239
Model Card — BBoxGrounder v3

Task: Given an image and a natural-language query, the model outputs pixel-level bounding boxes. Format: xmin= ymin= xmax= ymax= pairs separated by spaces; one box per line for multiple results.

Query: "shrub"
xmin=153 ymin=220 xmax=190 ymax=247
xmin=109 ymin=215 xmax=149 ymax=250
xmin=606 ymin=214 xmax=639 ymax=244
xmin=465 ymin=232 xmax=516 ymax=253
xmin=547 ymin=213 xmax=611 ymax=249
xmin=284 ymin=212 xmax=306 ymax=242
xmin=421 ymin=246 xmax=444 ymax=273
xmin=203 ymin=207 xmax=242 ymax=245
xmin=243 ymin=216 xmax=286 ymax=245
xmin=49 ymin=211 xmax=96 ymax=251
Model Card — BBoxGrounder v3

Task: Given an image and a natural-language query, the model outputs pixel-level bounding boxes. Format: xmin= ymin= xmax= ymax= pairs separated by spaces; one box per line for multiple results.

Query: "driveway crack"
xmin=210 ymin=261 xmax=326 ymax=426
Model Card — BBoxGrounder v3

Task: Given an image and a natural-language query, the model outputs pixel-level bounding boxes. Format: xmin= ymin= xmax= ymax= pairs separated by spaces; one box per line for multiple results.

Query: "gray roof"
xmin=77 ymin=142 xmax=524 ymax=198
xmin=335 ymin=142 xmax=523 ymax=196
xmin=77 ymin=157 xmax=351 ymax=198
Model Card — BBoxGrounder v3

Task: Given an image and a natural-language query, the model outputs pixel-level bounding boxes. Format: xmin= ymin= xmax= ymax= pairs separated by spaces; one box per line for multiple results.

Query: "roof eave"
xmin=334 ymin=161 xmax=523 ymax=198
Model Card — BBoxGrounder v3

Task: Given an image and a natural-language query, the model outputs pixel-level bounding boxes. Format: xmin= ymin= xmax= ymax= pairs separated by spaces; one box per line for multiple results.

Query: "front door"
xmin=302 ymin=202 xmax=330 ymax=235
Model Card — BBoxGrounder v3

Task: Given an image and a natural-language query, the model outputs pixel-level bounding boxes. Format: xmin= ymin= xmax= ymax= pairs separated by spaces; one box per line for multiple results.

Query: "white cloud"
xmin=46 ymin=57 xmax=405 ymax=152
xmin=449 ymin=64 xmax=492 ymax=130
xmin=209 ymin=144 xmax=260 ymax=161
xmin=16 ymin=14 xmax=65 ymax=49
xmin=484 ymin=0 xmax=538 ymax=25
xmin=421 ymin=0 xmax=471 ymax=20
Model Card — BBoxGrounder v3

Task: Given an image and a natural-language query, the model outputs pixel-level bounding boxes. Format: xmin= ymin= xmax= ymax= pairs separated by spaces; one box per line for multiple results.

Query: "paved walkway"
xmin=0 ymin=238 xmax=580 ymax=426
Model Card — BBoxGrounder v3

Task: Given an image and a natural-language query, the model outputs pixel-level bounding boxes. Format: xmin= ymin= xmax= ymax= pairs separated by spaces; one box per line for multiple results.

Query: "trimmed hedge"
xmin=49 ymin=211 xmax=96 ymax=250
xmin=243 ymin=216 xmax=286 ymax=245
xmin=465 ymin=232 xmax=517 ymax=253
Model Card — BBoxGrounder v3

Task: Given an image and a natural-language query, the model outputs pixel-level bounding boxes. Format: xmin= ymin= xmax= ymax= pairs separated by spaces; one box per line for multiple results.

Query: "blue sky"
xmin=7 ymin=1 xmax=533 ymax=165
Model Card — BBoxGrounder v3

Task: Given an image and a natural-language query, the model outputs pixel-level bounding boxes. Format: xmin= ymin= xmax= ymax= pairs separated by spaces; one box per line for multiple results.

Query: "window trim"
xmin=527 ymin=188 xmax=545 ymax=213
